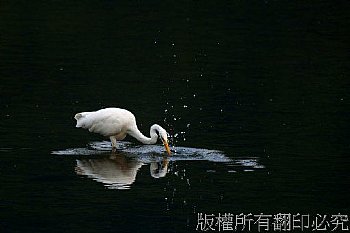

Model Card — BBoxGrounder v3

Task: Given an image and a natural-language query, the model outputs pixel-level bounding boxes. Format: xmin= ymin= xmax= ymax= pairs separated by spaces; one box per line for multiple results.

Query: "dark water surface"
xmin=1 ymin=1 xmax=349 ymax=232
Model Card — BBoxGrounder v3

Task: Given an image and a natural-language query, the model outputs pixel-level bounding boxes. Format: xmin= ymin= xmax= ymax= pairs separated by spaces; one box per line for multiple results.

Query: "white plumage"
xmin=74 ymin=107 xmax=171 ymax=155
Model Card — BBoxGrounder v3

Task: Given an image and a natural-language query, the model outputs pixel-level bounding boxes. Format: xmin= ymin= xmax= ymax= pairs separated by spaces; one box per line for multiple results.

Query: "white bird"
xmin=74 ymin=107 xmax=171 ymax=155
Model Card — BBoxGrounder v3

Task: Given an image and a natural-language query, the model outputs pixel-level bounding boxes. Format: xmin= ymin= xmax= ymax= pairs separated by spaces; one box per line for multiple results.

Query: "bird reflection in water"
xmin=75 ymin=152 xmax=169 ymax=189
xmin=150 ymin=157 xmax=169 ymax=179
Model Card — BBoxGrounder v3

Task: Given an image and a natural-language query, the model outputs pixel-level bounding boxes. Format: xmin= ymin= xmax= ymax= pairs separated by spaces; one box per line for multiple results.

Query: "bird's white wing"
xmin=75 ymin=108 xmax=128 ymax=136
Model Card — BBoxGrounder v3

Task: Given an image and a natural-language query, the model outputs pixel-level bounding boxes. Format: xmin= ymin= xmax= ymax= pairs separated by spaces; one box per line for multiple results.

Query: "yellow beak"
xmin=163 ymin=141 xmax=171 ymax=155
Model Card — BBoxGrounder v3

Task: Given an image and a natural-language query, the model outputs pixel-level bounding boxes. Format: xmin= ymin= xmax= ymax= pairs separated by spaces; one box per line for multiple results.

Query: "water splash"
xmin=52 ymin=141 xmax=231 ymax=163
xmin=52 ymin=141 xmax=265 ymax=190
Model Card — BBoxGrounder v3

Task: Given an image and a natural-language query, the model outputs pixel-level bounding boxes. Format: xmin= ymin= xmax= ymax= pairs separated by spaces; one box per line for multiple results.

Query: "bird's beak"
xmin=163 ymin=140 xmax=171 ymax=156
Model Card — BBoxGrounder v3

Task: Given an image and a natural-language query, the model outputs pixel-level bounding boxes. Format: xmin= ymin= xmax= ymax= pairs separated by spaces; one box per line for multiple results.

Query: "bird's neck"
xmin=128 ymin=124 xmax=159 ymax=145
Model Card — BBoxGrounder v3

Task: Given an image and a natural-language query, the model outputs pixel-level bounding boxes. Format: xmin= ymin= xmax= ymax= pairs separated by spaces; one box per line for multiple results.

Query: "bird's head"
xmin=157 ymin=127 xmax=171 ymax=156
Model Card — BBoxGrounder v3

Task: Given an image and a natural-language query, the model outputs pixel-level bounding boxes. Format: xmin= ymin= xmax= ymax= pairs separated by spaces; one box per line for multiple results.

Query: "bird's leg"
xmin=110 ymin=136 xmax=117 ymax=149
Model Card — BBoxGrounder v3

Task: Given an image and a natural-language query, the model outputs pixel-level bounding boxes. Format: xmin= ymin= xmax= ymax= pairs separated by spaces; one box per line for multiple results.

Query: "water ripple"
xmin=52 ymin=141 xmax=265 ymax=190
xmin=52 ymin=141 xmax=231 ymax=163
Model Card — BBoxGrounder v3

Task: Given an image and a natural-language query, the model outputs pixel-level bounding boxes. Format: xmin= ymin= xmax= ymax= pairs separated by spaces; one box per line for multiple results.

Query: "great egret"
xmin=74 ymin=107 xmax=171 ymax=155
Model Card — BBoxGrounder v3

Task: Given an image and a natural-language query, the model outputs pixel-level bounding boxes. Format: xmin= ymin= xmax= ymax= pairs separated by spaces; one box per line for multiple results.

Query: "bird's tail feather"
xmin=74 ymin=113 xmax=83 ymax=120
xmin=74 ymin=112 xmax=89 ymax=128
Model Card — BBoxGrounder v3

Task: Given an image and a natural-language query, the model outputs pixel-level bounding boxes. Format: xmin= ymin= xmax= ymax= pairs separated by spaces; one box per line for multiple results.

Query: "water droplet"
xmin=183 ymin=105 xmax=188 ymax=108
xmin=186 ymin=123 xmax=190 ymax=128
